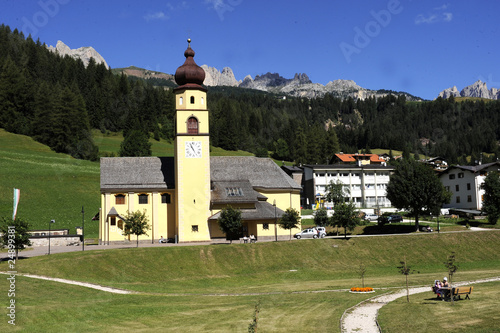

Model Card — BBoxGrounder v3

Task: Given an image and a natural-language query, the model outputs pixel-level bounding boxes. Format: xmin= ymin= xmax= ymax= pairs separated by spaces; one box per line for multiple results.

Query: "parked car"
xmin=294 ymin=228 xmax=319 ymax=239
xmin=364 ymin=214 xmax=378 ymax=221
xmin=388 ymin=214 xmax=403 ymax=222
xmin=378 ymin=214 xmax=403 ymax=225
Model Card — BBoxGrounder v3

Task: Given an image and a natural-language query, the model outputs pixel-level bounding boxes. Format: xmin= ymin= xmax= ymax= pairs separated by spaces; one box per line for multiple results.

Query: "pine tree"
xmin=119 ymin=130 xmax=152 ymax=157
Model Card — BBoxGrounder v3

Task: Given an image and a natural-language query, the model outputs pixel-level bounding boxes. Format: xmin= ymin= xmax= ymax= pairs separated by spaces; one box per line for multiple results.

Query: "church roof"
xmin=211 ymin=180 xmax=262 ymax=204
xmin=100 ymin=156 xmax=301 ymax=192
xmin=208 ymin=201 xmax=285 ymax=221
xmin=210 ymin=157 xmax=301 ymax=190
xmin=174 ymin=39 xmax=206 ymax=90
xmin=100 ymin=157 xmax=175 ymax=191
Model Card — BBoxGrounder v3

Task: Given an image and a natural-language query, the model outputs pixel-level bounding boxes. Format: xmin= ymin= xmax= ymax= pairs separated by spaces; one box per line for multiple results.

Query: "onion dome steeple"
xmin=174 ymin=39 xmax=206 ymax=89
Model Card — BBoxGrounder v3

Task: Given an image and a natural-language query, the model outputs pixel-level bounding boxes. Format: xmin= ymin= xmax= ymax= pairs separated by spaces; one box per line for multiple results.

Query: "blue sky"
xmin=1 ymin=0 xmax=499 ymax=100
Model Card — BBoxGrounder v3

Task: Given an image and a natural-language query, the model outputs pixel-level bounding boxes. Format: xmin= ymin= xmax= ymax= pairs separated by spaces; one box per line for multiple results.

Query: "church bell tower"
xmin=174 ymin=39 xmax=211 ymax=242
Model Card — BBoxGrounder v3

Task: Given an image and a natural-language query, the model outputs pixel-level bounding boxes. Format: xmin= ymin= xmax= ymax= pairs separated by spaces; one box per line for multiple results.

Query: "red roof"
xmin=334 ymin=153 xmax=385 ymax=164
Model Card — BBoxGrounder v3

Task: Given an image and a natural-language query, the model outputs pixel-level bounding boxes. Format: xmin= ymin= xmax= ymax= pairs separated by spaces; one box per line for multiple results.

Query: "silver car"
xmin=364 ymin=214 xmax=378 ymax=221
xmin=294 ymin=228 xmax=319 ymax=239
xmin=316 ymin=227 xmax=327 ymax=238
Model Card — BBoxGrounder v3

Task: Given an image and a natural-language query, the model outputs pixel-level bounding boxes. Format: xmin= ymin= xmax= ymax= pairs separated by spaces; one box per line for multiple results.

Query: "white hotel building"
xmin=303 ymin=154 xmax=394 ymax=209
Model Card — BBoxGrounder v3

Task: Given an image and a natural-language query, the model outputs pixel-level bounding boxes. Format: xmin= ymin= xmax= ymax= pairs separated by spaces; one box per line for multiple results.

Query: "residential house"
xmin=439 ymin=162 xmax=500 ymax=213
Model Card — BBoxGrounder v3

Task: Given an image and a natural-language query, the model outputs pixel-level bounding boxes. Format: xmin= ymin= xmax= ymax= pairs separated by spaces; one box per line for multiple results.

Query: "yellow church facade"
xmin=99 ymin=40 xmax=301 ymax=244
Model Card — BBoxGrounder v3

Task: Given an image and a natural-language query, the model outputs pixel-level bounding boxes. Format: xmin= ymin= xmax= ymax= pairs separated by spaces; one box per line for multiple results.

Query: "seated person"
xmin=437 ymin=277 xmax=449 ymax=299
xmin=249 ymin=234 xmax=256 ymax=243
xmin=433 ymin=280 xmax=442 ymax=292
xmin=433 ymin=280 xmax=442 ymax=297
xmin=159 ymin=236 xmax=167 ymax=243
xmin=243 ymin=235 xmax=249 ymax=243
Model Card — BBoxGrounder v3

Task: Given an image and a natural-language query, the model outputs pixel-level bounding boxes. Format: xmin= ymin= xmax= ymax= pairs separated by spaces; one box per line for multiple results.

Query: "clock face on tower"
xmin=185 ymin=141 xmax=202 ymax=158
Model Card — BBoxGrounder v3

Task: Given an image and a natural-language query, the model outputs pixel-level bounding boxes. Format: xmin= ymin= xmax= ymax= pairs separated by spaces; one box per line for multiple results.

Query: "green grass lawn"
xmin=0 ymin=275 xmax=369 ymax=332
xmin=3 ymin=232 xmax=500 ymax=294
xmin=378 ymin=281 xmax=500 ymax=332
xmin=1 ymin=231 xmax=499 ymax=332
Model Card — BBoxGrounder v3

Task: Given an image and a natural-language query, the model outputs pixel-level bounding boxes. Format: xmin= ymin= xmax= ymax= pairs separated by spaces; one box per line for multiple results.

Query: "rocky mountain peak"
xmin=437 ymin=86 xmax=460 ymax=99
xmin=203 ymin=67 xmax=419 ymax=100
xmin=292 ymin=73 xmax=312 ymax=84
xmin=437 ymin=80 xmax=500 ymax=100
xmin=47 ymin=40 xmax=109 ymax=69
xmin=201 ymin=65 xmax=239 ymax=87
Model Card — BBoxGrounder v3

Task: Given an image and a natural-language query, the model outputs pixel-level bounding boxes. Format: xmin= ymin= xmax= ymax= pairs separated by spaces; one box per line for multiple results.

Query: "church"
xmin=98 ymin=40 xmax=301 ymax=244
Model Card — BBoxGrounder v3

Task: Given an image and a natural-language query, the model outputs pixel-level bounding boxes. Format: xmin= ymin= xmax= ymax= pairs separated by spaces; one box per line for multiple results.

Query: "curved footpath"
xmin=0 ymin=271 xmax=136 ymax=294
xmin=340 ymin=276 xmax=500 ymax=333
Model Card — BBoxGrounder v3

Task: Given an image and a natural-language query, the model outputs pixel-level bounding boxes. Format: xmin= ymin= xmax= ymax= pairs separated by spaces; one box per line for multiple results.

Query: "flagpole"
xmin=12 ymin=188 xmax=20 ymax=221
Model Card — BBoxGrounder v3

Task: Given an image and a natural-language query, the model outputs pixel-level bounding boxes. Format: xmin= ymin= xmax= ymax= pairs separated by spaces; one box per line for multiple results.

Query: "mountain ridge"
xmin=202 ymin=66 xmax=422 ymax=101
xmin=437 ymin=80 xmax=500 ymax=100
xmin=51 ymin=40 xmax=422 ymax=100
xmin=47 ymin=40 xmax=109 ymax=69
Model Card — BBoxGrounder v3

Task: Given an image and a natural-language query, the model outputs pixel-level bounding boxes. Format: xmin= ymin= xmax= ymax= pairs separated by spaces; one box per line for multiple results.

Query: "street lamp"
xmin=48 ymin=219 xmax=55 ymax=255
xmin=273 ymin=199 xmax=277 ymax=242
xmin=81 ymin=206 xmax=85 ymax=251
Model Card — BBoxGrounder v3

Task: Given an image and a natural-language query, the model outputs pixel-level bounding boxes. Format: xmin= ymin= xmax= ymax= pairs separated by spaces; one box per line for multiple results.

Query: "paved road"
xmin=0 ymin=238 xmax=269 ymax=259
xmin=1 ymin=227 xmax=496 ymax=260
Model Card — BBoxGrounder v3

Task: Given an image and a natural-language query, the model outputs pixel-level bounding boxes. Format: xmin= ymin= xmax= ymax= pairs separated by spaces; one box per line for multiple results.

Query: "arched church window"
xmin=138 ymin=194 xmax=149 ymax=204
xmin=115 ymin=194 xmax=125 ymax=205
xmin=187 ymin=117 xmax=198 ymax=134
xmin=179 ymin=97 xmax=183 ymax=105
xmin=190 ymin=96 xmax=195 ymax=104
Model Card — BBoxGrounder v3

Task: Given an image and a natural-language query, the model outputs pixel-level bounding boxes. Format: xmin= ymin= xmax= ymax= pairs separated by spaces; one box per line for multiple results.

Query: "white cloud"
xmin=204 ymin=0 xmax=226 ymax=10
xmin=415 ymin=14 xmax=437 ymax=25
xmin=144 ymin=11 xmax=168 ymax=21
xmin=415 ymin=4 xmax=453 ymax=25
xmin=434 ymin=4 xmax=449 ymax=10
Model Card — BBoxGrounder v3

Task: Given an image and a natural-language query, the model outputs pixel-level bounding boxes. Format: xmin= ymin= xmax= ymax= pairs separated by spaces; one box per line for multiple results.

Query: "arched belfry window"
xmin=179 ymin=97 xmax=183 ymax=105
xmin=190 ymin=96 xmax=195 ymax=104
xmin=187 ymin=117 xmax=199 ymax=134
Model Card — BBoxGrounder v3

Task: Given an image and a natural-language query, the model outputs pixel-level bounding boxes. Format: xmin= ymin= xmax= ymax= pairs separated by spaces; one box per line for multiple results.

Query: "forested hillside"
xmin=1 ymin=24 xmax=499 ymax=165
xmin=0 ymin=24 xmax=175 ymax=160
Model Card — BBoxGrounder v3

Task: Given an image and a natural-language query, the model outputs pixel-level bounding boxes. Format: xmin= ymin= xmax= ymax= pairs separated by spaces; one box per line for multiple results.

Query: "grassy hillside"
xmin=0 ymin=129 xmax=100 ymax=236
xmin=0 ymin=129 xmax=255 ymax=237
xmin=6 ymin=231 xmax=500 ymax=294
xmin=93 ymin=129 xmax=254 ymax=157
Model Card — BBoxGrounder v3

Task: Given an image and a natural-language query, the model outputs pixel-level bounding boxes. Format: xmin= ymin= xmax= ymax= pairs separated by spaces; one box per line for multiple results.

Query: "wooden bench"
xmin=451 ymin=286 xmax=473 ymax=300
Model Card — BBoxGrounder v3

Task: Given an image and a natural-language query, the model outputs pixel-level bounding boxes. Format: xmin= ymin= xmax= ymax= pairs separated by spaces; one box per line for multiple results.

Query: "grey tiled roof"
xmin=208 ymin=201 xmax=285 ymax=221
xmin=211 ymin=180 xmax=260 ymax=204
xmin=211 ymin=157 xmax=301 ymax=190
xmin=100 ymin=157 xmax=175 ymax=191
xmin=100 ymin=156 xmax=301 ymax=191
xmin=440 ymin=162 xmax=500 ymax=174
